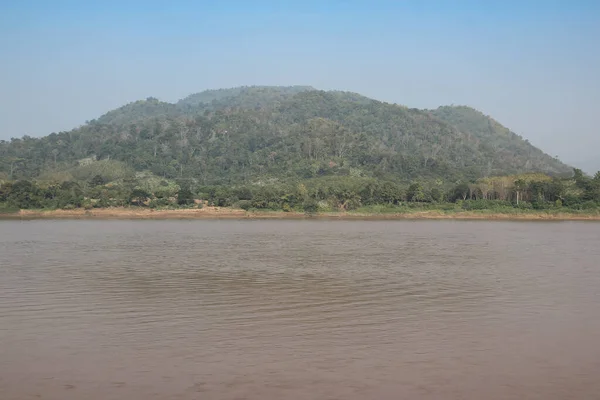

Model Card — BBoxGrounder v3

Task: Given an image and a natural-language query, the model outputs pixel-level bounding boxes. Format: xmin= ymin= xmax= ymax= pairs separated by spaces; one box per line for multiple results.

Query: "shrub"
xmin=317 ymin=200 xmax=332 ymax=212
xmin=149 ymin=198 xmax=171 ymax=209
xmin=237 ymin=200 xmax=252 ymax=211
xmin=94 ymin=198 xmax=109 ymax=208
xmin=514 ymin=201 xmax=533 ymax=210
xmin=177 ymin=187 xmax=194 ymax=205
xmin=581 ymin=200 xmax=598 ymax=210
xmin=302 ymin=199 xmax=319 ymax=214
xmin=462 ymin=200 xmax=512 ymax=211
xmin=531 ymin=201 xmax=552 ymax=210
xmin=267 ymin=201 xmax=281 ymax=210
xmin=563 ymin=194 xmax=581 ymax=208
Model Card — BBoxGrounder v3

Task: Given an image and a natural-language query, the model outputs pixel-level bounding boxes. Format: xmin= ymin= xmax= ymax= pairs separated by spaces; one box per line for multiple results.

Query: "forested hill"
xmin=0 ymin=86 xmax=572 ymax=185
xmin=177 ymin=85 xmax=315 ymax=108
xmin=430 ymin=106 xmax=564 ymax=175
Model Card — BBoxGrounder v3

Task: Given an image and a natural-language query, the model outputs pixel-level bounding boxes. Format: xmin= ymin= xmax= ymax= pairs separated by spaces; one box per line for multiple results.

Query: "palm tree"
xmin=514 ymin=179 xmax=527 ymax=205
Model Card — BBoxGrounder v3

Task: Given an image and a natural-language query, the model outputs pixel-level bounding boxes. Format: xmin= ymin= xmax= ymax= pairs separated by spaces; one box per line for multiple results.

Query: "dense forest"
xmin=1 ymin=86 xmax=598 ymax=214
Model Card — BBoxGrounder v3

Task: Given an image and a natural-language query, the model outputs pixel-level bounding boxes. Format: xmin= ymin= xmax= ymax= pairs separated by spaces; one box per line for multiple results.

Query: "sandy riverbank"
xmin=1 ymin=207 xmax=599 ymax=221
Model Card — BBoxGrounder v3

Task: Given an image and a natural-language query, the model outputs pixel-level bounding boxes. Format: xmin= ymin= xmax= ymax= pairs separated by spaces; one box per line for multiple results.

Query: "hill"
xmin=430 ymin=106 xmax=567 ymax=176
xmin=0 ymin=86 xmax=572 ymax=186
xmin=177 ymin=85 xmax=315 ymax=109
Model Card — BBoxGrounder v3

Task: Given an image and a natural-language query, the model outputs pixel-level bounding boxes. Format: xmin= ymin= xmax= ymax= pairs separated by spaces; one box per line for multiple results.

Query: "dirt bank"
xmin=2 ymin=207 xmax=599 ymax=221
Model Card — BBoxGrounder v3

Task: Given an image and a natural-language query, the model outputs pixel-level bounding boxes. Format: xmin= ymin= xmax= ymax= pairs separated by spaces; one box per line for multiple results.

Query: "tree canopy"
xmin=0 ymin=86 xmax=571 ymax=185
xmin=5 ymin=86 xmax=594 ymax=215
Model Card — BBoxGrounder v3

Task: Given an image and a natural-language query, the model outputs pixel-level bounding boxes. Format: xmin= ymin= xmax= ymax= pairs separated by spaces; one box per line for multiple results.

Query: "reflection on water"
xmin=1 ymin=220 xmax=600 ymax=400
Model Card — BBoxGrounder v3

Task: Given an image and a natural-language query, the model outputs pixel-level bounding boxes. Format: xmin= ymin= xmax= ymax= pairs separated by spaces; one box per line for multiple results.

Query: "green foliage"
xmin=178 ymin=85 xmax=314 ymax=109
xmin=461 ymin=200 xmax=512 ymax=211
xmin=0 ymin=206 xmax=19 ymax=214
xmin=4 ymin=180 xmax=42 ymax=209
xmin=1 ymin=168 xmax=598 ymax=214
xmin=149 ymin=198 xmax=172 ymax=208
xmin=0 ymin=87 xmax=594 ymax=216
xmin=177 ymin=186 xmax=195 ymax=205
xmin=302 ymin=198 xmax=319 ymax=214
xmin=130 ymin=188 xmax=150 ymax=206
xmin=450 ymin=183 xmax=470 ymax=202
xmin=89 ymin=174 xmax=106 ymax=187
xmin=431 ymin=106 xmax=570 ymax=176
xmin=0 ymin=87 xmax=571 ymax=186
xmin=555 ymin=199 xmax=563 ymax=208
xmin=430 ymin=187 xmax=444 ymax=202
xmin=69 ymin=160 xmax=135 ymax=183
xmin=354 ymin=204 xmax=401 ymax=214
xmin=407 ymin=182 xmax=428 ymax=202
xmin=237 ymin=200 xmax=252 ymax=211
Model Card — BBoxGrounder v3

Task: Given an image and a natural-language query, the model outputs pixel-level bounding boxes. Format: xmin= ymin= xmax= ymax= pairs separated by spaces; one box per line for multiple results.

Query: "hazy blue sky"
xmin=1 ymin=0 xmax=599 ymax=171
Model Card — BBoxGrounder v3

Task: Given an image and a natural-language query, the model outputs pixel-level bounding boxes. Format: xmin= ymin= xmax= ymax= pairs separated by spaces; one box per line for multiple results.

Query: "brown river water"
xmin=1 ymin=220 xmax=599 ymax=400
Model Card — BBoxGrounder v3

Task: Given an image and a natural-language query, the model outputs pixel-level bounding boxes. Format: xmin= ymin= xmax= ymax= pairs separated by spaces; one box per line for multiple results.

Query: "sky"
xmin=1 ymin=0 xmax=599 ymax=172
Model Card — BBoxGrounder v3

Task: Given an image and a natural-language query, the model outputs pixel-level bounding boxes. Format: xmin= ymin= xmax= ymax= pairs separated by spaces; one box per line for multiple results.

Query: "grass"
xmin=0 ymin=205 xmax=19 ymax=214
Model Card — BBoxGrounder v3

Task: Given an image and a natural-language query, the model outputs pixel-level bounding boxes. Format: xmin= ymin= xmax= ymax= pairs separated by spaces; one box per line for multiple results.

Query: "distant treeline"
xmin=1 ymin=169 xmax=599 ymax=214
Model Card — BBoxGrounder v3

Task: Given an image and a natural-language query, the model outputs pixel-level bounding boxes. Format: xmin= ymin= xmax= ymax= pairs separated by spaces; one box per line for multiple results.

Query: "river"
xmin=1 ymin=220 xmax=599 ymax=399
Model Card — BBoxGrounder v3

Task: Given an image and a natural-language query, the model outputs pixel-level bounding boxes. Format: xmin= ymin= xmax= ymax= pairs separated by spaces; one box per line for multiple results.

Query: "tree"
xmin=573 ymin=168 xmax=591 ymax=192
xmin=430 ymin=187 xmax=444 ymax=202
xmin=233 ymin=186 xmax=253 ymax=201
xmin=574 ymin=168 xmax=585 ymax=182
xmin=130 ymin=188 xmax=150 ymax=206
xmin=89 ymin=174 xmax=106 ymax=187
xmin=514 ymin=179 xmax=526 ymax=205
xmin=6 ymin=157 xmax=24 ymax=180
xmin=407 ymin=182 xmax=427 ymax=202
xmin=0 ymin=87 xmax=571 ymax=186
xmin=302 ymin=198 xmax=318 ymax=214
xmin=0 ymin=181 xmax=13 ymax=202
xmin=545 ymin=179 xmax=565 ymax=202
xmin=451 ymin=183 xmax=470 ymax=202
xmin=377 ymin=181 xmax=403 ymax=204
xmin=238 ymin=200 xmax=252 ymax=211
xmin=177 ymin=186 xmax=194 ymax=206
xmin=7 ymin=180 xmax=41 ymax=209
xmin=586 ymin=171 xmax=600 ymax=202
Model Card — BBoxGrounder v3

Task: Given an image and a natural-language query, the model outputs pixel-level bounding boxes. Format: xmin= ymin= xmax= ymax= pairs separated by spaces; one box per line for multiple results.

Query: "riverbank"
xmin=2 ymin=207 xmax=600 ymax=220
